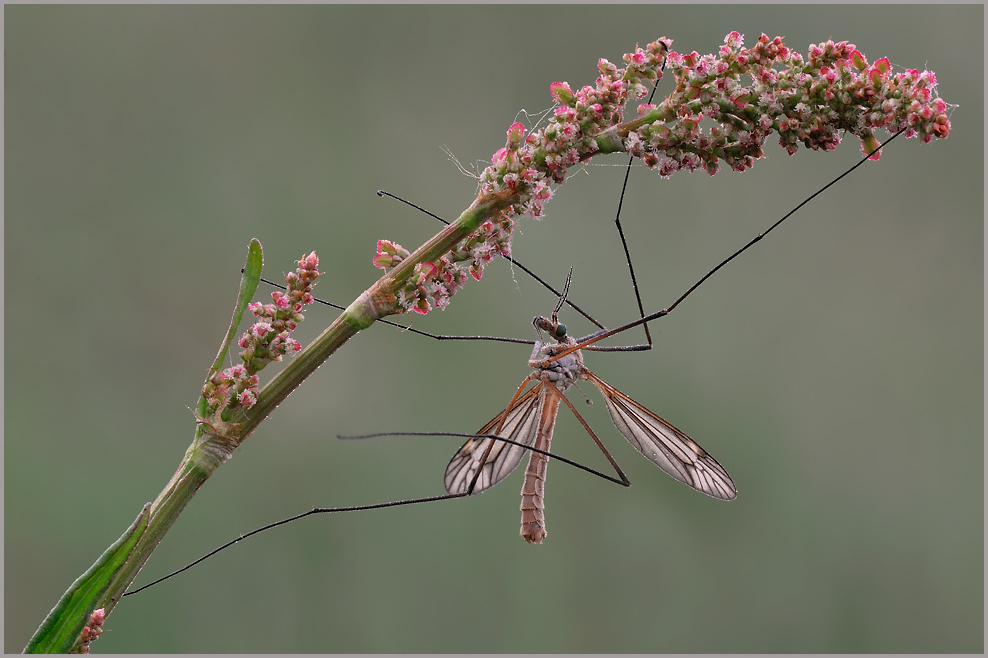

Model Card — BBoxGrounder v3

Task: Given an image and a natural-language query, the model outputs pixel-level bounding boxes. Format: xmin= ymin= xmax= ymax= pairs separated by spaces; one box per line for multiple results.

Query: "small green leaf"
xmin=24 ymin=504 xmax=151 ymax=653
xmin=196 ymin=239 xmax=263 ymax=418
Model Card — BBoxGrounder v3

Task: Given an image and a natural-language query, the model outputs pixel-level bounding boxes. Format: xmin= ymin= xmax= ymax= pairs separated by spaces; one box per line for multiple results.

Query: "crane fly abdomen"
xmin=519 ymin=389 xmax=562 ymax=543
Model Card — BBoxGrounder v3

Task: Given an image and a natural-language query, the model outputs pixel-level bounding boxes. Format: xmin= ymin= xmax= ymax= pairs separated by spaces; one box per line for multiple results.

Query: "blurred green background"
xmin=5 ymin=5 xmax=982 ymax=653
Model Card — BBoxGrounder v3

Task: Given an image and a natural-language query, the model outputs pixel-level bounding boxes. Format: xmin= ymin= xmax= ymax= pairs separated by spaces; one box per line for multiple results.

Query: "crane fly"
xmin=124 ymin=126 xmax=910 ymax=596
xmin=444 ymin=278 xmax=735 ymax=543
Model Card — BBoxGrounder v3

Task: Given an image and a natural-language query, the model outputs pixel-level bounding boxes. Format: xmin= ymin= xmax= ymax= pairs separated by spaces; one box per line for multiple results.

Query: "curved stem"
xmin=238 ymin=192 xmax=514 ymax=440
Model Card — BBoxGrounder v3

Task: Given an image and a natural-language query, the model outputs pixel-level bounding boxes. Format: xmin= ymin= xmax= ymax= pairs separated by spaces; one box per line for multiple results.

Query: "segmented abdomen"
xmin=519 ymin=390 xmax=561 ymax=544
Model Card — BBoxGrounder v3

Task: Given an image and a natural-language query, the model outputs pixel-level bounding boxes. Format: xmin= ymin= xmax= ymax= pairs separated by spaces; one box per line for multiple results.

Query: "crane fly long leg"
xmin=376 ymin=190 xmax=607 ymax=331
xmin=126 ymin=421 xmax=635 ymax=597
xmin=536 ymin=129 xmax=910 ymax=369
xmin=543 ymin=382 xmax=630 ymax=487
xmin=255 ymin=275 xmax=538 ymax=346
xmin=582 ymin=370 xmax=737 ymax=501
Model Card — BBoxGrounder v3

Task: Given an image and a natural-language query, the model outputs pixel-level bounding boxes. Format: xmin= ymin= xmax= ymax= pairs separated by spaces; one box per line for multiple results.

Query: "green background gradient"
xmin=6 ymin=5 xmax=982 ymax=653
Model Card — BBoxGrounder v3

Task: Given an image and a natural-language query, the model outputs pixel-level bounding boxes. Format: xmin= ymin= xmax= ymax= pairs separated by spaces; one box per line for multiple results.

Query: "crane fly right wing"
xmin=445 ymin=382 xmax=544 ymax=495
xmin=583 ymin=371 xmax=737 ymax=501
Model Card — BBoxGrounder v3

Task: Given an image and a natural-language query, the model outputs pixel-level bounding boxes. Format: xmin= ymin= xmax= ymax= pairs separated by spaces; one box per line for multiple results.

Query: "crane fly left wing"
xmin=583 ymin=370 xmax=737 ymax=501
xmin=444 ymin=382 xmax=544 ymax=495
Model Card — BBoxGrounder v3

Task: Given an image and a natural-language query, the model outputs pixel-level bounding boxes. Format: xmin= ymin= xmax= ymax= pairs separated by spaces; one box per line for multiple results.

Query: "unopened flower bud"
xmin=506 ymin=122 xmax=526 ymax=147
xmin=550 ymin=81 xmax=576 ymax=106
xmin=850 ymin=49 xmax=868 ymax=70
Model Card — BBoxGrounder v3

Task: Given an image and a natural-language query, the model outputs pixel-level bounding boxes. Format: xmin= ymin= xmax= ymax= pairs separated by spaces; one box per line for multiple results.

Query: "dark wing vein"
xmin=444 ymin=383 xmax=544 ymax=495
xmin=584 ymin=371 xmax=737 ymax=500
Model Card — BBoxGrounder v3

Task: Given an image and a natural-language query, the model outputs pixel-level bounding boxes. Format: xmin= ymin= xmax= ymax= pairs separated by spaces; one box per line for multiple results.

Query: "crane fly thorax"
xmin=529 ymin=318 xmax=585 ymax=392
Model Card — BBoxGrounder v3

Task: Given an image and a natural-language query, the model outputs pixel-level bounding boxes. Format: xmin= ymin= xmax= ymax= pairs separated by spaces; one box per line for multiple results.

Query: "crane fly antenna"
xmin=554 ymin=267 xmax=574 ymax=315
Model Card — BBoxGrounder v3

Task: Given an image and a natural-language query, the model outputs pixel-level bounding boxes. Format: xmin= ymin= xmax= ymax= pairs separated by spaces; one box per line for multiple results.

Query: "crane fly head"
xmin=533 ymin=315 xmax=567 ymax=343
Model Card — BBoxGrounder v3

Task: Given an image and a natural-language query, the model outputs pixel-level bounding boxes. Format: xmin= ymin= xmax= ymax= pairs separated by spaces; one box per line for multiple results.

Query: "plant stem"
xmin=33 ymin=191 xmax=517 ymax=649
xmin=237 ymin=193 xmax=507 ymax=440
xmin=95 ymin=452 xmax=217 ymax=616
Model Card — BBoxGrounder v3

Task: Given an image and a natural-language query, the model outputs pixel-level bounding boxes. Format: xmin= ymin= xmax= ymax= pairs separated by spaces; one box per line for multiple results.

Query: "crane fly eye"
xmin=554 ymin=324 xmax=567 ymax=339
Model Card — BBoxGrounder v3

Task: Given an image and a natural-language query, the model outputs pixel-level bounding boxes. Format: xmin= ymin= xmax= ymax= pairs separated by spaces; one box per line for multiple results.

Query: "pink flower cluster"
xmin=376 ymin=39 xmax=671 ymax=316
xmin=631 ymin=33 xmax=951 ymax=175
xmin=481 ymin=38 xmax=671 ymax=204
xmin=70 ymin=608 xmax=105 ymax=653
xmin=372 ymin=33 xmax=951 ymax=317
xmin=203 ymin=252 xmax=321 ymax=414
xmin=374 ymin=212 xmax=513 ymax=315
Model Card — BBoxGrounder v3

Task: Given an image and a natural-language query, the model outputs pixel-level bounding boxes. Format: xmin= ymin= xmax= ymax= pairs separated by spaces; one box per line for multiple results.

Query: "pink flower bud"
xmin=553 ymin=105 xmax=577 ymax=122
xmin=850 ymin=49 xmax=868 ymax=70
xmin=597 ymin=58 xmax=618 ymax=77
xmin=411 ymin=296 xmax=431 ymax=315
xmin=550 ymin=81 xmax=576 ymax=106
xmin=74 ymin=608 xmax=106 ymax=652
xmin=626 ymin=51 xmax=647 ymax=67
xmin=412 ymin=261 xmax=438 ymax=285
xmin=860 ymin=131 xmax=882 ymax=160
xmin=373 ymin=239 xmax=408 ymax=269
xmin=506 ymin=122 xmax=526 ymax=146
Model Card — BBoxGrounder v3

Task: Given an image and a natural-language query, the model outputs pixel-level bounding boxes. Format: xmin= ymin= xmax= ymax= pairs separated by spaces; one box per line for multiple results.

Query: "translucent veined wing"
xmin=583 ymin=371 xmax=737 ymax=501
xmin=445 ymin=382 xmax=544 ymax=495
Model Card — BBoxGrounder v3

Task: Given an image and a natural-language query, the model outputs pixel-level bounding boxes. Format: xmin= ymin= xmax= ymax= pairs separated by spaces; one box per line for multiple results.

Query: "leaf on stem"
xmin=24 ymin=504 xmax=151 ymax=653
xmin=196 ymin=239 xmax=263 ymax=420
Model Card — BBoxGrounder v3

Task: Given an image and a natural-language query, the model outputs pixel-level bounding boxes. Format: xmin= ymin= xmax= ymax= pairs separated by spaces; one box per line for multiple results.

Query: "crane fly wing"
xmin=583 ymin=371 xmax=737 ymax=501
xmin=444 ymin=383 xmax=544 ymax=495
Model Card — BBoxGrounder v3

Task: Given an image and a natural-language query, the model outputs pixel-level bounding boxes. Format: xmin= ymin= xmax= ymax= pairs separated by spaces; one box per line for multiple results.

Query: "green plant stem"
xmin=27 ymin=190 xmax=520 ymax=653
xmin=238 ymin=193 xmax=508 ymax=439
xmin=95 ymin=454 xmax=217 ymax=614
